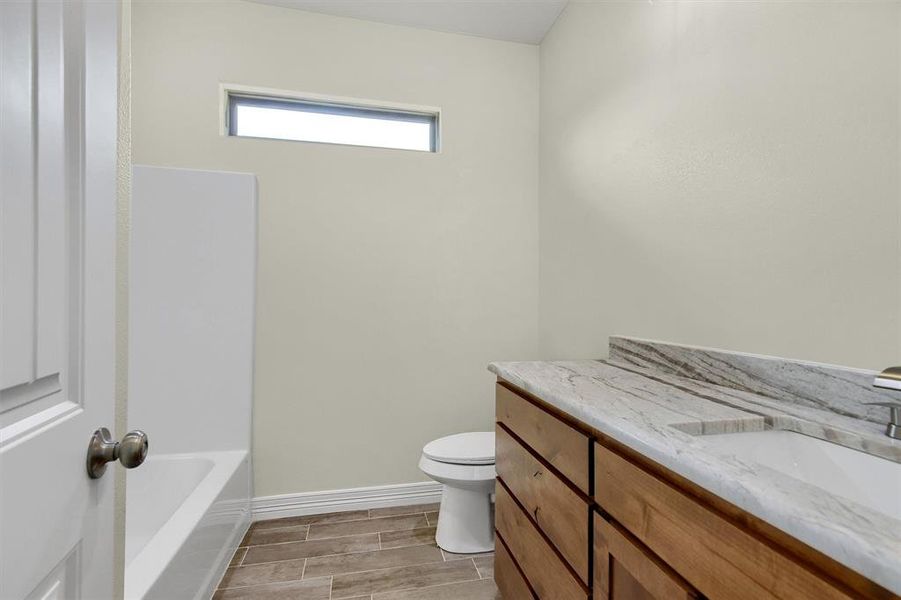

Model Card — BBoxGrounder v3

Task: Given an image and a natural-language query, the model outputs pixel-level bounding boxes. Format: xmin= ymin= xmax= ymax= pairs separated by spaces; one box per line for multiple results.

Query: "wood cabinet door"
xmin=594 ymin=513 xmax=697 ymax=600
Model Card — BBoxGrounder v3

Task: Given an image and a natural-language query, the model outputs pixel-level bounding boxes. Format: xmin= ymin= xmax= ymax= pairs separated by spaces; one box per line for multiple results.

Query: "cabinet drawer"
xmin=495 ymin=536 xmax=536 ymax=600
xmin=495 ymin=483 xmax=588 ymax=600
xmin=594 ymin=512 xmax=697 ymax=600
xmin=496 ymin=383 xmax=590 ymax=494
xmin=594 ymin=444 xmax=852 ymax=600
xmin=496 ymin=424 xmax=589 ymax=582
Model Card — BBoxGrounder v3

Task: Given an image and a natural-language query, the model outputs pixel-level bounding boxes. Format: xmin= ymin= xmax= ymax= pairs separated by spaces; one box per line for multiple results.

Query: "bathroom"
xmin=0 ymin=0 xmax=899 ymax=598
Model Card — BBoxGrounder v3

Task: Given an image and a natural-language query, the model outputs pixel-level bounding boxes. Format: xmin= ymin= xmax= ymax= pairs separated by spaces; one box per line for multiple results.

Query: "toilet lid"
xmin=423 ymin=432 xmax=495 ymax=465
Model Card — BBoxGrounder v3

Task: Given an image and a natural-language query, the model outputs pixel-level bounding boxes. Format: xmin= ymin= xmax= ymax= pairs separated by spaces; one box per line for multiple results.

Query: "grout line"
xmin=424 ymin=512 xmax=430 ymax=527
xmin=246 ymin=523 xmax=313 ymax=534
xmin=309 ymin=556 xmax=450 ymax=583
xmin=218 ymin=565 xmax=322 ymax=591
xmin=218 ymin=576 xmax=309 ymax=591
xmin=305 ymin=515 xmax=430 ymax=542
xmin=241 ymin=524 xmax=419 ymax=552
xmin=377 ymin=532 xmax=382 ymax=550
xmin=440 ymin=549 xmax=447 ymax=562
xmin=301 ymin=558 xmax=307 ymax=580
xmin=254 ymin=513 xmax=372 ymax=530
xmin=239 ymin=540 xmax=443 ymax=569
xmin=241 ymin=527 xmax=311 ymax=548
xmin=369 ymin=506 xmax=438 ymax=519
xmin=472 ymin=557 xmax=481 ymax=579
xmin=329 ymin=575 xmax=333 ymax=600
xmin=257 ymin=510 xmax=431 ymax=537
xmin=368 ymin=575 xmax=486 ymax=599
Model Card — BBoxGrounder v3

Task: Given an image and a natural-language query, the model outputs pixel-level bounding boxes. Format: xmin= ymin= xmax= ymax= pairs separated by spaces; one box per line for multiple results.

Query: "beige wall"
xmin=539 ymin=1 xmax=901 ymax=370
xmin=132 ymin=1 xmax=539 ymax=496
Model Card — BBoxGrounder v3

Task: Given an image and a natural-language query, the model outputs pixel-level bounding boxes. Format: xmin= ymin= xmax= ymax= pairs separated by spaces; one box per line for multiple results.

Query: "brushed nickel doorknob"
xmin=86 ymin=427 xmax=149 ymax=479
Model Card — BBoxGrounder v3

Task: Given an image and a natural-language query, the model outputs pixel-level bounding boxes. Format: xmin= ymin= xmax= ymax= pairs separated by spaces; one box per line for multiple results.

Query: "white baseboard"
xmin=251 ymin=481 xmax=443 ymax=521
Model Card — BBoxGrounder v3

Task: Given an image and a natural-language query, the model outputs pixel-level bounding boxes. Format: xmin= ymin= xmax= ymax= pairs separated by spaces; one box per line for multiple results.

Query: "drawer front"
xmin=496 ymin=383 xmax=590 ymax=493
xmin=496 ymin=424 xmax=590 ymax=582
xmin=594 ymin=444 xmax=852 ymax=600
xmin=495 ymin=483 xmax=588 ymax=600
xmin=594 ymin=512 xmax=697 ymax=600
xmin=495 ymin=536 xmax=536 ymax=600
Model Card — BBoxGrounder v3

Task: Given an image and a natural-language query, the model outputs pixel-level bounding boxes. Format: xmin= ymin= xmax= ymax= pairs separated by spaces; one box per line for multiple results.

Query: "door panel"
xmin=0 ymin=0 xmax=119 ymax=598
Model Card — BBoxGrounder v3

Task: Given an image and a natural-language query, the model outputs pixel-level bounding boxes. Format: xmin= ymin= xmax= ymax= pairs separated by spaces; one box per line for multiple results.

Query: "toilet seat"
xmin=418 ymin=455 xmax=495 ymax=484
xmin=422 ymin=432 xmax=495 ymax=465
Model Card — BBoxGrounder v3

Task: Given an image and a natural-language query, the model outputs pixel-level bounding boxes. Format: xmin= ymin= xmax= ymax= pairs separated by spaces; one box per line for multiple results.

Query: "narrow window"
xmin=227 ymin=93 xmax=439 ymax=152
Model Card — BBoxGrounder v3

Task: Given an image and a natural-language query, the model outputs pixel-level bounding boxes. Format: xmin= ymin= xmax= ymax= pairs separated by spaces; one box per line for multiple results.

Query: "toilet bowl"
xmin=419 ymin=431 xmax=496 ymax=554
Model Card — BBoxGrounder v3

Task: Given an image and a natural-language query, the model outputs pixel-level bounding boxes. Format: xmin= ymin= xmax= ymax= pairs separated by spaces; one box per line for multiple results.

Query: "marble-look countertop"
xmin=488 ymin=357 xmax=901 ymax=594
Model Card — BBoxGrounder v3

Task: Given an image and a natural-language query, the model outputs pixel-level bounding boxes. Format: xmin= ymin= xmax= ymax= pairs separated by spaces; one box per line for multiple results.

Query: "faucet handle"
xmin=863 ymin=402 xmax=901 ymax=440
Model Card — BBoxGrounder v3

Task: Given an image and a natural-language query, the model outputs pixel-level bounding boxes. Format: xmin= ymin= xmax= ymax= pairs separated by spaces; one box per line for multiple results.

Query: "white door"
xmin=1 ymin=0 xmax=121 ymax=598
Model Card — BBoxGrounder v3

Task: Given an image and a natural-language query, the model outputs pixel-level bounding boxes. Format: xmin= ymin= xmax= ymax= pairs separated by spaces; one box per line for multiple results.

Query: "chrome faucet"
xmin=867 ymin=367 xmax=901 ymax=440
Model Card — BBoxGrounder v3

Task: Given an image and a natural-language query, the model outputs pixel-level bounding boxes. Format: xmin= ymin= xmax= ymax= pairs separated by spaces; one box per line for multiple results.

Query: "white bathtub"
xmin=125 ymin=451 xmax=251 ymax=600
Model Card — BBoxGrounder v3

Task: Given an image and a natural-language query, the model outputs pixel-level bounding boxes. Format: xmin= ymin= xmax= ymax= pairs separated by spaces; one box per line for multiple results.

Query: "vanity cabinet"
xmin=494 ymin=381 xmax=894 ymax=600
xmin=593 ymin=514 xmax=696 ymax=600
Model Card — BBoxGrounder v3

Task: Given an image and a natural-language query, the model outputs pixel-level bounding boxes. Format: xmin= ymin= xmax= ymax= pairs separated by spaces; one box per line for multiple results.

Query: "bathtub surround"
xmin=128 ymin=166 xmax=256 ymax=599
xmin=130 ymin=166 xmax=257 ymax=455
xmin=538 ymin=1 xmax=901 ymax=368
xmin=489 ymin=338 xmax=901 ymax=594
xmin=132 ymin=0 xmax=539 ymax=498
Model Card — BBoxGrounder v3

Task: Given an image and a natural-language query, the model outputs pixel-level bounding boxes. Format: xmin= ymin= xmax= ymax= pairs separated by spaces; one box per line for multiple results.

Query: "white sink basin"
xmin=698 ymin=430 xmax=901 ymax=521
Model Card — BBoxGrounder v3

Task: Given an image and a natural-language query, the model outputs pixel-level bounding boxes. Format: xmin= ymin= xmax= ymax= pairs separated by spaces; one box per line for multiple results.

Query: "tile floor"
xmin=214 ymin=503 xmax=501 ymax=599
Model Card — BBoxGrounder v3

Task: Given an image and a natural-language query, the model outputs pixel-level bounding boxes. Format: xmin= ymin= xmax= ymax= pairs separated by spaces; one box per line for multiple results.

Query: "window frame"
xmin=222 ymin=85 xmax=441 ymax=153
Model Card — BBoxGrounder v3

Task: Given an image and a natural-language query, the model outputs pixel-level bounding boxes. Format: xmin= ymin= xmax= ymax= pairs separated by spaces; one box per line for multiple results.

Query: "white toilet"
xmin=419 ymin=431 xmax=496 ymax=554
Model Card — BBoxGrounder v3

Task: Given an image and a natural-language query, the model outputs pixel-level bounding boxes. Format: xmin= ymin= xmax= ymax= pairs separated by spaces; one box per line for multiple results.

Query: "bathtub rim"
xmin=124 ymin=449 xmax=249 ymax=600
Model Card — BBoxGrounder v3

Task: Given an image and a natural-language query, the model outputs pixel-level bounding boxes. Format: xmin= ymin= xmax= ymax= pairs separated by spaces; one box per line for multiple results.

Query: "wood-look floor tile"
xmin=229 ymin=547 xmax=247 ymax=567
xmin=330 ymin=557 xmax=480 ymax=599
xmin=253 ymin=509 xmax=370 ymax=530
xmin=379 ymin=527 xmax=436 ymax=549
xmin=212 ymin=577 xmax=331 ymax=600
xmin=369 ymin=503 xmax=440 ymax=519
xmin=218 ymin=560 xmax=305 ymax=589
xmin=304 ymin=544 xmax=443 ymax=578
xmin=424 ymin=512 xmax=439 ymax=526
xmin=441 ymin=548 xmax=494 ymax=561
xmin=242 ymin=533 xmax=380 ymax=565
xmin=473 ymin=555 xmax=494 ymax=579
xmin=241 ymin=525 xmax=309 ymax=546
xmin=372 ymin=578 xmax=500 ymax=600
xmin=307 ymin=514 xmax=428 ymax=540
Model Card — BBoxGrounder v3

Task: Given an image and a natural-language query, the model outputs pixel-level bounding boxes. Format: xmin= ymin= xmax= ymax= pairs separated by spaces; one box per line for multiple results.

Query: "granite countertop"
xmin=489 ymin=337 xmax=901 ymax=595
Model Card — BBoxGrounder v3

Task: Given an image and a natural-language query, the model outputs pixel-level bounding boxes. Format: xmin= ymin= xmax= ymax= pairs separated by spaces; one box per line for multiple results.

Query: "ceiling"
xmin=247 ymin=0 xmax=568 ymax=44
